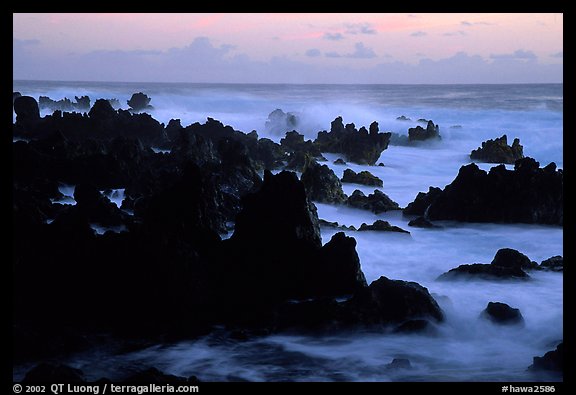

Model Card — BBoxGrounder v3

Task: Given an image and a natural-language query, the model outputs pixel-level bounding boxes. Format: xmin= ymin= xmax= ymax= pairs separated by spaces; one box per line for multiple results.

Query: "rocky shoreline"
xmin=13 ymin=93 xmax=563 ymax=381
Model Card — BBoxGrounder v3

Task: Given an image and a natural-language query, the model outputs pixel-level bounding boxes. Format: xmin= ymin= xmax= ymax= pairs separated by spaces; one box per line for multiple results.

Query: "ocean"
xmin=12 ymin=81 xmax=563 ymax=382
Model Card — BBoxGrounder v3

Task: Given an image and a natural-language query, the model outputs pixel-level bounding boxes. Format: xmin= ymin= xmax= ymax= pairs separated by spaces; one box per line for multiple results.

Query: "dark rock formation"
xmin=528 ymin=343 xmax=563 ymax=372
xmin=280 ymin=130 xmax=322 ymax=157
xmin=407 ymin=216 xmax=441 ymax=228
xmin=13 ymin=91 xmax=22 ymax=102
xmin=73 ymin=183 xmax=129 ymax=227
xmin=403 ymin=158 xmax=563 ymax=225
xmin=301 ymin=161 xmax=347 ymax=204
xmin=358 ymin=220 xmax=410 ymax=234
xmin=341 ymin=168 xmax=383 ymax=187
xmin=13 ymin=95 xmax=41 ymax=128
xmin=437 ymin=248 xmax=531 ymax=281
xmin=275 ymin=276 xmax=443 ymax=332
xmin=127 ymin=92 xmax=153 ymax=112
xmin=540 ymin=256 xmax=563 ymax=272
xmin=470 ymin=135 xmax=524 ymax=164
xmin=220 ymin=171 xmax=366 ymax=307
xmin=319 ymin=219 xmax=356 ymax=231
xmin=396 ymin=115 xmax=411 ymax=121
xmin=491 ymin=248 xmax=538 ymax=271
xmin=408 ymin=120 xmax=440 ymax=141
xmin=314 ymin=117 xmax=391 ymax=165
xmin=39 ymin=95 xmax=91 ymax=112
xmin=346 ymin=189 xmax=400 ymax=214
xmin=265 ymin=108 xmax=299 ymax=136
xmin=480 ymin=302 xmax=524 ymax=325
xmin=347 ymin=276 xmax=444 ymax=325
xmin=333 ymin=158 xmax=347 ymax=165
xmin=403 ymin=187 xmax=442 ymax=216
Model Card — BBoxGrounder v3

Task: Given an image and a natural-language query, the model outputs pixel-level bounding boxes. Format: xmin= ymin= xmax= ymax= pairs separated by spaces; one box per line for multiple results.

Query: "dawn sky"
xmin=13 ymin=13 xmax=563 ymax=84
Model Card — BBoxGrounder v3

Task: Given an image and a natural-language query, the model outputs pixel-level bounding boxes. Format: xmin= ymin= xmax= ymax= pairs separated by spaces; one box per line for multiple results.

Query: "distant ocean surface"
xmin=12 ymin=81 xmax=563 ymax=382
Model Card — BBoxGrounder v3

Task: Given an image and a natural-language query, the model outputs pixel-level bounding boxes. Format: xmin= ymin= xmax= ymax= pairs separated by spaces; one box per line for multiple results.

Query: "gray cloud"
xmin=305 ymin=48 xmax=322 ymax=57
xmin=411 ymin=31 xmax=427 ymax=37
xmin=325 ymin=51 xmax=342 ymax=58
xmin=345 ymin=23 xmax=377 ymax=35
xmin=550 ymin=51 xmax=563 ymax=58
xmin=323 ymin=32 xmax=345 ymax=41
xmin=490 ymin=49 xmax=537 ymax=61
xmin=348 ymin=42 xmax=377 ymax=58
xmin=443 ymin=31 xmax=467 ymax=37
xmin=13 ymin=37 xmax=562 ymax=84
xmin=461 ymin=21 xmax=493 ymax=27
xmin=324 ymin=42 xmax=377 ymax=59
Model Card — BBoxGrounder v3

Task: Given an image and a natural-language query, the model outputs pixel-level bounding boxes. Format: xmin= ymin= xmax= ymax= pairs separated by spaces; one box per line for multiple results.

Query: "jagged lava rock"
xmin=358 ymin=220 xmax=410 ymax=234
xmin=314 ymin=117 xmax=391 ymax=165
xmin=127 ymin=92 xmax=153 ymax=112
xmin=221 ymin=171 xmax=366 ymax=304
xmin=408 ymin=120 xmax=440 ymax=141
xmin=346 ymin=189 xmax=400 ymax=214
xmin=470 ymin=134 xmax=524 ymax=164
xmin=341 ymin=168 xmax=383 ymax=187
xmin=403 ymin=158 xmax=563 ymax=225
xmin=301 ymin=160 xmax=347 ymax=204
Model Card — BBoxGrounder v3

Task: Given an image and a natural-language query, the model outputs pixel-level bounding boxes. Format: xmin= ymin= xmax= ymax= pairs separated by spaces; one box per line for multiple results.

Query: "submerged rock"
xmin=319 ymin=219 xmax=356 ymax=231
xmin=341 ymin=168 xmax=383 ymax=187
xmin=358 ymin=220 xmax=410 ymax=234
xmin=540 ymin=256 xmax=563 ymax=272
xmin=437 ymin=248 xmax=531 ymax=281
xmin=480 ymin=302 xmax=524 ymax=325
xmin=470 ymin=134 xmax=524 ymax=164
xmin=403 ymin=158 xmax=563 ymax=225
xmin=407 ymin=216 xmax=441 ymax=228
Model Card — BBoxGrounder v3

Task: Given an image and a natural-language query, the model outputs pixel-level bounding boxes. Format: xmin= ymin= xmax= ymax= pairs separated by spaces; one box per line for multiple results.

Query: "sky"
xmin=13 ymin=13 xmax=563 ymax=84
